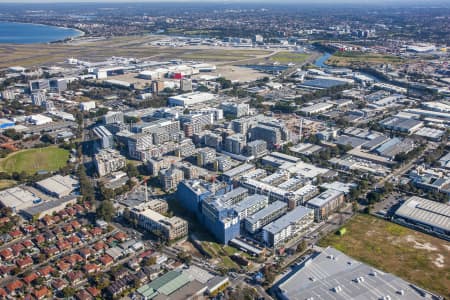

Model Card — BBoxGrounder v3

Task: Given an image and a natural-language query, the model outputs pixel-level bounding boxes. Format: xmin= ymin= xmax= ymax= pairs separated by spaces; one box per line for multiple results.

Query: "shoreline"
xmin=0 ymin=20 xmax=86 ymax=44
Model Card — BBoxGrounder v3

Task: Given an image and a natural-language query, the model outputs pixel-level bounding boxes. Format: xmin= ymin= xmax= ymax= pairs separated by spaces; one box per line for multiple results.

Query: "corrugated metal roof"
xmin=158 ymin=273 xmax=190 ymax=296
xmin=395 ymin=196 xmax=450 ymax=232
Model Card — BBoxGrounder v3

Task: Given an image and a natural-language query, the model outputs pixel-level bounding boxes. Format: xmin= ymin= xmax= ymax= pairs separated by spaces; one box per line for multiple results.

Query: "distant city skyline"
xmin=0 ymin=0 xmax=448 ymax=4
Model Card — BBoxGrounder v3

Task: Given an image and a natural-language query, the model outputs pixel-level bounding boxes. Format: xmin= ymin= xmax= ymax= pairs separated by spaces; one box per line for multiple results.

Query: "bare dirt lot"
xmin=319 ymin=214 xmax=450 ymax=298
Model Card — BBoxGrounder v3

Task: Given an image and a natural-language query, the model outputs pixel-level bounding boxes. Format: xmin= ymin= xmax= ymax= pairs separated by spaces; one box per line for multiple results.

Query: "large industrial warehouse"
xmin=394 ymin=196 xmax=450 ymax=238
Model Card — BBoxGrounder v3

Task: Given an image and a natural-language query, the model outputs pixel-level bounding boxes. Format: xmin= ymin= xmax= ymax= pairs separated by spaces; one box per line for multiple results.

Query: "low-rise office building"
xmin=134 ymin=208 xmax=188 ymax=241
xmin=94 ymin=149 xmax=127 ymax=177
xmin=306 ymin=189 xmax=345 ymax=221
xmin=244 ymin=201 xmax=288 ymax=234
xmin=262 ymin=205 xmax=314 ymax=248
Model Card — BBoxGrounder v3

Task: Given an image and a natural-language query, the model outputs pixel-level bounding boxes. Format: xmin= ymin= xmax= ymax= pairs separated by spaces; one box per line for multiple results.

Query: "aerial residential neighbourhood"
xmin=0 ymin=1 xmax=448 ymax=299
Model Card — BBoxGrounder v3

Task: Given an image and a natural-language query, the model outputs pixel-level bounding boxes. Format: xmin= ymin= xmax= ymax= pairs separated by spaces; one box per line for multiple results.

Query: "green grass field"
xmin=326 ymin=51 xmax=403 ymax=67
xmin=270 ymin=51 xmax=310 ymax=64
xmin=318 ymin=214 xmax=450 ymax=298
xmin=0 ymin=146 xmax=70 ymax=175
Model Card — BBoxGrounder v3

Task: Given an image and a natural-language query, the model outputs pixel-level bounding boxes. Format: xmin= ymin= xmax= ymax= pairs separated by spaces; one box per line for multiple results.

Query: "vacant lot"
xmin=0 ymin=180 xmax=16 ymax=190
xmin=201 ymin=241 xmax=252 ymax=271
xmin=0 ymin=146 xmax=69 ymax=175
xmin=326 ymin=52 xmax=403 ymax=67
xmin=318 ymin=214 xmax=450 ymax=298
xmin=180 ymin=49 xmax=270 ymax=62
xmin=269 ymin=51 xmax=310 ymax=64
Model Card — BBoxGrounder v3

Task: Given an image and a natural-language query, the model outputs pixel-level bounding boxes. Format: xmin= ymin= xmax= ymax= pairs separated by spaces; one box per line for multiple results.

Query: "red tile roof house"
xmin=22 ymin=240 xmax=35 ymax=249
xmin=66 ymin=207 xmax=77 ymax=217
xmin=52 ymin=215 xmax=62 ymax=224
xmin=9 ymin=229 xmax=23 ymax=240
xmin=16 ymin=256 xmax=33 ymax=269
xmin=6 ymin=279 xmax=23 ymax=295
xmin=66 ymin=270 xmax=86 ymax=286
xmin=34 ymin=234 xmax=45 ymax=245
xmin=38 ymin=265 xmax=54 ymax=279
xmin=57 ymin=240 xmax=71 ymax=252
xmin=0 ymin=287 xmax=7 ymax=299
xmin=33 ymin=286 xmax=50 ymax=300
xmin=42 ymin=216 xmax=55 ymax=226
xmin=73 ymin=204 xmax=86 ymax=213
xmin=51 ymin=278 xmax=68 ymax=291
xmin=58 ymin=210 xmax=69 ymax=220
xmin=0 ymin=248 xmax=14 ymax=261
xmin=68 ymin=235 xmax=82 ymax=246
xmin=113 ymin=231 xmax=128 ymax=242
xmin=56 ymin=260 xmax=70 ymax=273
xmin=23 ymin=272 xmax=39 ymax=285
xmin=66 ymin=254 xmax=84 ymax=266
xmin=87 ymin=287 xmax=100 ymax=298
xmin=11 ymin=243 xmax=25 ymax=256
xmin=83 ymin=263 xmax=100 ymax=274
xmin=22 ymin=225 xmax=36 ymax=234
xmin=90 ymin=227 xmax=102 ymax=236
xmin=75 ymin=290 xmax=93 ymax=300
xmin=70 ymin=220 xmax=82 ymax=230
xmin=79 ymin=248 xmax=92 ymax=260
xmin=62 ymin=224 xmax=73 ymax=234
xmin=92 ymin=241 xmax=107 ymax=255
xmin=99 ymin=254 xmax=114 ymax=267
xmin=0 ymin=265 xmax=14 ymax=278
xmin=44 ymin=247 xmax=60 ymax=257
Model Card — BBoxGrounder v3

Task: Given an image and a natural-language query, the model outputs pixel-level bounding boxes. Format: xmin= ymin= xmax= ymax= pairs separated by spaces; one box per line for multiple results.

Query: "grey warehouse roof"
xmin=395 ymin=196 xmax=450 ymax=232
xmin=278 ymin=246 xmax=438 ymax=300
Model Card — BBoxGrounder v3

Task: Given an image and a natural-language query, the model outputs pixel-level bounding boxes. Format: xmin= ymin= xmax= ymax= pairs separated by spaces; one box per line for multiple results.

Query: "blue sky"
xmin=0 ymin=0 xmax=446 ymax=3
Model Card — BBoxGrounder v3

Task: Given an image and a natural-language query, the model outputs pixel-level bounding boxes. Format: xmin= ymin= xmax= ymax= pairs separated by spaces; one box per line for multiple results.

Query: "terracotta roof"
xmin=99 ymin=254 xmax=114 ymax=266
xmin=57 ymin=260 xmax=70 ymax=271
xmin=38 ymin=265 xmax=54 ymax=277
xmin=23 ymin=272 xmax=39 ymax=285
xmin=113 ymin=231 xmax=127 ymax=241
xmin=16 ymin=256 xmax=33 ymax=268
xmin=34 ymin=234 xmax=45 ymax=244
xmin=83 ymin=263 xmax=100 ymax=274
xmin=22 ymin=240 xmax=34 ymax=248
xmin=71 ymin=220 xmax=81 ymax=228
xmin=11 ymin=243 xmax=24 ymax=255
xmin=87 ymin=286 xmax=100 ymax=297
xmin=6 ymin=280 xmax=23 ymax=293
xmin=33 ymin=286 xmax=50 ymax=299
xmin=9 ymin=230 xmax=23 ymax=238
xmin=52 ymin=278 xmax=68 ymax=290
xmin=90 ymin=227 xmax=102 ymax=236
xmin=0 ymin=287 xmax=7 ymax=298
xmin=0 ymin=248 xmax=13 ymax=260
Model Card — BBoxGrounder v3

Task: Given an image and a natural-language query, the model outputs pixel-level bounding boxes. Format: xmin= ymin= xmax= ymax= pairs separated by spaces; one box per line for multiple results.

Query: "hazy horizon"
xmin=0 ymin=0 xmax=447 ymax=4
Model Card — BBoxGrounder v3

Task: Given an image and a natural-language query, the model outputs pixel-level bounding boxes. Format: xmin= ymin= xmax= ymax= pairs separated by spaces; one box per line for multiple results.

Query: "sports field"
xmin=0 ymin=146 xmax=70 ymax=175
xmin=318 ymin=214 xmax=450 ymax=298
